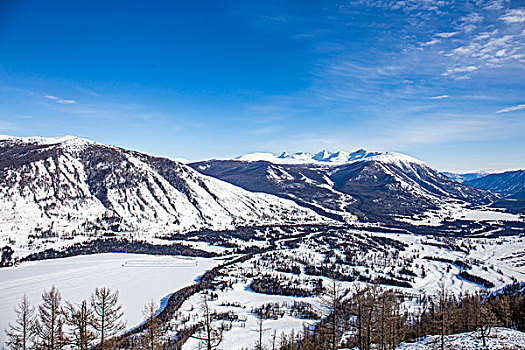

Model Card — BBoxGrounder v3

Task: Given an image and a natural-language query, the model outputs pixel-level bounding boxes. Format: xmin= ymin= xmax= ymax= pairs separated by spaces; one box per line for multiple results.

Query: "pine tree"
xmin=90 ymin=287 xmax=126 ymax=349
xmin=65 ymin=300 xmax=96 ymax=350
xmin=34 ymin=286 xmax=67 ymax=350
xmin=5 ymin=294 xmax=35 ymax=350
xmin=141 ymin=299 xmax=163 ymax=350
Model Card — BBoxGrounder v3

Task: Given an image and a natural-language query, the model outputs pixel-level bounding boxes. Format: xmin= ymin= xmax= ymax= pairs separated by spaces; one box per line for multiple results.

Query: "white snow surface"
xmin=396 ymin=327 xmax=525 ymax=349
xmin=0 ymin=253 xmax=221 ymax=346
xmin=398 ymin=202 xmax=522 ymax=226
xmin=234 ymin=149 xmax=425 ymax=167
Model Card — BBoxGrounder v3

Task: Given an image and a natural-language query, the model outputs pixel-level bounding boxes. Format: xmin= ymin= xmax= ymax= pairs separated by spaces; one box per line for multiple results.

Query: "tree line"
xmin=277 ymin=281 xmax=525 ymax=350
xmin=5 ymin=286 xmax=131 ymax=350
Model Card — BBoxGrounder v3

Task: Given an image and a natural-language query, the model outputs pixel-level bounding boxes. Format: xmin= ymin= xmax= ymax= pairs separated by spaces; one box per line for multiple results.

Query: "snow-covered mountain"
xmin=465 ymin=169 xmax=525 ymax=199
xmin=191 ymin=150 xmax=497 ymax=223
xmin=236 ymin=149 xmax=401 ymax=165
xmin=442 ymin=171 xmax=492 ymax=183
xmin=0 ymin=136 xmax=324 ymax=255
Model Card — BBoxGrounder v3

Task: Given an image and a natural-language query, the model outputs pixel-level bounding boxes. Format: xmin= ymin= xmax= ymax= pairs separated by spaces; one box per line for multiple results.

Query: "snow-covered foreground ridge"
xmin=396 ymin=327 xmax=525 ymax=349
xmin=0 ymin=135 xmax=324 ymax=257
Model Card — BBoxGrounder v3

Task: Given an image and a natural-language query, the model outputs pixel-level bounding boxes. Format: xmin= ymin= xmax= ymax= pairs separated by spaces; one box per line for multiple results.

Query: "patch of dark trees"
xmin=423 ymin=256 xmax=471 ymax=270
xmin=249 ymin=274 xmax=323 ymax=297
xmin=1 ymin=245 xmax=14 ymax=267
xmin=20 ymin=238 xmax=217 ymax=263
xmin=459 ymin=271 xmax=495 ymax=288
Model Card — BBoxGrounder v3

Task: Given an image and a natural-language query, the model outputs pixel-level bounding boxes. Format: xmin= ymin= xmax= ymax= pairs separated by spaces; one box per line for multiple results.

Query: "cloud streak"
xmin=496 ymin=104 xmax=525 ymax=113
xmin=45 ymin=95 xmax=77 ymax=104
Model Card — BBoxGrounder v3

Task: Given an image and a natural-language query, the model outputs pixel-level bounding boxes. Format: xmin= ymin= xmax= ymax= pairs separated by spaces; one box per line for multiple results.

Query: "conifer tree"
xmin=190 ymin=296 xmax=223 ymax=350
xmin=141 ymin=299 xmax=163 ymax=350
xmin=65 ymin=300 xmax=96 ymax=350
xmin=5 ymin=294 xmax=35 ymax=350
xmin=90 ymin=287 xmax=126 ymax=349
xmin=34 ymin=286 xmax=67 ymax=350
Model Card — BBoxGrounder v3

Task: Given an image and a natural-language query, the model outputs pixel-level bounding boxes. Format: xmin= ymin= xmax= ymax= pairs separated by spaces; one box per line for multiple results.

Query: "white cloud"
xmin=44 ymin=94 xmax=77 ymax=104
xmin=435 ymin=32 xmax=459 ymax=38
xmin=443 ymin=65 xmax=478 ymax=75
xmin=422 ymin=38 xmax=441 ymax=46
xmin=430 ymin=95 xmax=450 ymax=99
xmin=496 ymin=104 xmax=525 ymax=113
xmin=457 ymin=13 xmax=483 ymax=33
xmin=500 ymin=8 xmax=525 ymax=24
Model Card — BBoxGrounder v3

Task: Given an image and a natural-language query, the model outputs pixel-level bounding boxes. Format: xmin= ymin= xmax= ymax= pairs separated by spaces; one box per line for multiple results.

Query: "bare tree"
xmin=65 ymin=300 xmax=95 ymax=350
xmin=5 ymin=294 xmax=35 ymax=350
xmin=436 ymin=282 xmax=449 ymax=350
xmin=190 ymin=296 xmax=223 ymax=350
xmin=252 ymin=308 xmax=270 ymax=350
xmin=141 ymin=299 xmax=163 ymax=350
xmin=477 ymin=295 xmax=500 ymax=347
xmin=319 ymin=276 xmax=345 ymax=350
xmin=90 ymin=287 xmax=126 ymax=349
xmin=34 ymin=285 xmax=67 ymax=350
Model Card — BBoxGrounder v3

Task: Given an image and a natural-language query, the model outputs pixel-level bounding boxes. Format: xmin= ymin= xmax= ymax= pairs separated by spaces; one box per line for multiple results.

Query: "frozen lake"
xmin=0 ymin=253 xmax=221 ymax=345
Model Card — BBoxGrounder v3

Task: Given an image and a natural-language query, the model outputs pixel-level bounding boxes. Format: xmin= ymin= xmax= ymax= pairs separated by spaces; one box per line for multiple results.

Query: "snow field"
xmin=0 ymin=253 xmax=221 ymax=346
xmin=396 ymin=327 xmax=525 ymax=349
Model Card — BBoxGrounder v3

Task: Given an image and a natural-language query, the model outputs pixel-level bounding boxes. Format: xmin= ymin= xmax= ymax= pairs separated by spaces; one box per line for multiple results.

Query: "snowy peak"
xmin=0 ymin=134 xmax=94 ymax=146
xmin=235 ymin=149 xmax=424 ymax=166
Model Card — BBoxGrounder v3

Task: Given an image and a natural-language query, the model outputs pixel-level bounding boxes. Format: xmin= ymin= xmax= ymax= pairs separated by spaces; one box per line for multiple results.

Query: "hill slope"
xmin=0 ymin=136 xmax=323 ymax=256
xmin=191 ymin=151 xmax=497 ymax=223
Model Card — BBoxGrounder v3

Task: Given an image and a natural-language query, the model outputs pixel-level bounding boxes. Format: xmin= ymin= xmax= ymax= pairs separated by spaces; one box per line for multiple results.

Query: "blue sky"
xmin=0 ymin=0 xmax=524 ymax=172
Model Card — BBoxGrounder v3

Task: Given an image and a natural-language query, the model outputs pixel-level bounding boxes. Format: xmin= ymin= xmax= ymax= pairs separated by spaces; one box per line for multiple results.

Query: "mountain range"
xmin=192 ymin=150 xmax=496 ymax=223
xmin=0 ymin=136 xmax=523 ymax=258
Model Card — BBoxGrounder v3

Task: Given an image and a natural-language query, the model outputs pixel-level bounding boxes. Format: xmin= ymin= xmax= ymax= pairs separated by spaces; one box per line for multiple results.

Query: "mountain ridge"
xmin=0 ymin=135 xmax=325 ymax=258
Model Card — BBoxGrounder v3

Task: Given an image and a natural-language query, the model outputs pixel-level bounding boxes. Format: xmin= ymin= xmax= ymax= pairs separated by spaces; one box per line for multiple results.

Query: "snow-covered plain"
xmin=0 ymin=253 xmax=221 ymax=346
xmin=397 ymin=201 xmax=522 ymax=227
xmin=173 ymin=230 xmax=525 ymax=349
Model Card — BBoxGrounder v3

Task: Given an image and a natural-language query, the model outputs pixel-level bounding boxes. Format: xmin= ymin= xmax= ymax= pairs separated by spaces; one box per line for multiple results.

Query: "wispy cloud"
xmin=496 ymin=104 xmax=525 ymax=113
xmin=45 ymin=95 xmax=77 ymax=104
xmin=500 ymin=8 xmax=525 ymax=24
xmin=435 ymin=32 xmax=459 ymax=38
xmin=422 ymin=38 xmax=441 ymax=46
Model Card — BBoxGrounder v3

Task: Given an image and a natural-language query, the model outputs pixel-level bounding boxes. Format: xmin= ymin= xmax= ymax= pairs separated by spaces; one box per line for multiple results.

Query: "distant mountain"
xmin=191 ymin=150 xmax=496 ymax=223
xmin=442 ymin=171 xmax=491 ymax=183
xmin=0 ymin=136 xmax=323 ymax=256
xmin=237 ymin=149 xmax=390 ymax=165
xmin=465 ymin=170 xmax=525 ymax=198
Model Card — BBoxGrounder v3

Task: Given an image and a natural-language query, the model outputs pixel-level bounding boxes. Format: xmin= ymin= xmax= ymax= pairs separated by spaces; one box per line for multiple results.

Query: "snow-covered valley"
xmin=1 ymin=137 xmax=524 ymax=349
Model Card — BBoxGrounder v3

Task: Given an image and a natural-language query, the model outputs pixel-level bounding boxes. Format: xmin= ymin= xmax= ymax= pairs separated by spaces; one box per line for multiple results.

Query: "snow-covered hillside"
xmin=0 ymin=136 xmax=324 ymax=258
xmin=396 ymin=327 xmax=525 ymax=349
xmin=192 ymin=149 xmax=502 ymax=224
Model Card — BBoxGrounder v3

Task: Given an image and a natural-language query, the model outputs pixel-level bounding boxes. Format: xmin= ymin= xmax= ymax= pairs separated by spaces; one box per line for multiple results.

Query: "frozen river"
xmin=0 ymin=253 xmax=221 ymax=345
